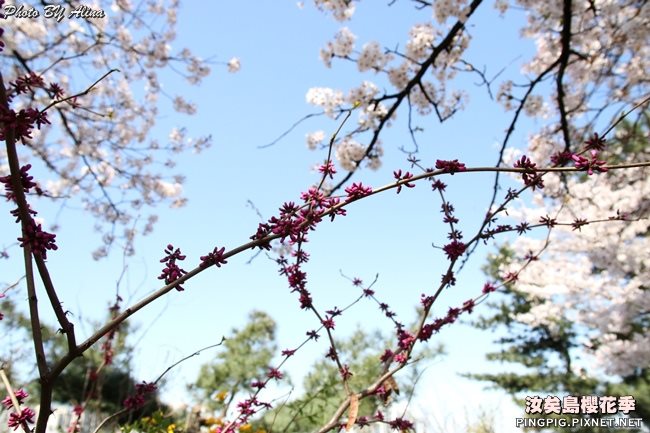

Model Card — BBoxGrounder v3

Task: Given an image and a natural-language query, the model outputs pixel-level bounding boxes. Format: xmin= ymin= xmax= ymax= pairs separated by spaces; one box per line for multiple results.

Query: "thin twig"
xmin=39 ymin=69 xmax=120 ymax=114
xmin=153 ymin=338 xmax=226 ymax=385
xmin=259 ymin=111 xmax=325 ymax=149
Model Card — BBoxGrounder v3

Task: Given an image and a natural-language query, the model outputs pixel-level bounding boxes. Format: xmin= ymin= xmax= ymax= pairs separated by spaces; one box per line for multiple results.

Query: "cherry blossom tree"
xmin=1 ymin=0 xmax=237 ymax=259
xmin=1 ymin=0 xmax=649 ymax=432
xmin=470 ymin=116 xmax=650 ymax=431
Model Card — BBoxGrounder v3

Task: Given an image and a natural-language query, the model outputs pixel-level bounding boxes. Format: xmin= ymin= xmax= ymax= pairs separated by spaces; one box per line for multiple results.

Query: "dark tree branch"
xmin=557 ymin=0 xmax=574 ymax=153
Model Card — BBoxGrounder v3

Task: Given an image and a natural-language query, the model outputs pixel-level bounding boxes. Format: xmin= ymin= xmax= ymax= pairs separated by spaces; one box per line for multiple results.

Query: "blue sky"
xmin=1 ymin=1 xmax=545 ymax=431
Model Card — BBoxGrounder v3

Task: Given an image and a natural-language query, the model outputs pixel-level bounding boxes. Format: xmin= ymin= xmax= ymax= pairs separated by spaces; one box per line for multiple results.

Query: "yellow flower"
xmin=141 ymin=416 xmax=157 ymax=425
xmin=167 ymin=424 xmax=176 ymax=433
xmin=239 ymin=424 xmax=252 ymax=432
xmin=205 ymin=416 xmax=223 ymax=426
xmin=213 ymin=390 xmax=228 ymax=401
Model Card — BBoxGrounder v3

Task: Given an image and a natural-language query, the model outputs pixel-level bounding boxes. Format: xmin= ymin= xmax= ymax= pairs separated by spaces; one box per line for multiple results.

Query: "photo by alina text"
xmin=2 ymin=4 xmax=105 ymax=22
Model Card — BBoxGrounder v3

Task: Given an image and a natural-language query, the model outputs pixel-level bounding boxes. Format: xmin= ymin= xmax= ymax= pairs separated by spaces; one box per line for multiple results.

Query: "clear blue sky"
xmin=2 ymin=2 xmax=544 ymax=431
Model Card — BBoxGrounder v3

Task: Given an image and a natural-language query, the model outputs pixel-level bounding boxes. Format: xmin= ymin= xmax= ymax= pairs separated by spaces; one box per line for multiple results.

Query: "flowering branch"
xmin=0 ymin=71 xmax=50 ymax=389
xmin=3 ymin=2 xmax=649 ymax=431
xmin=0 ymin=369 xmax=31 ymax=433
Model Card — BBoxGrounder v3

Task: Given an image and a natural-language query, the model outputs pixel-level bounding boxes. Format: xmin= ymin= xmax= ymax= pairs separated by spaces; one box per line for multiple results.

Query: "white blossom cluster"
xmin=405 ymin=23 xmax=437 ymax=61
xmin=358 ymin=102 xmax=390 ymax=130
xmin=305 ymin=130 xmax=327 ymax=150
xmin=321 ymin=27 xmax=357 ymax=65
xmin=499 ymin=0 xmax=649 ymax=120
xmin=312 ymin=0 xmax=356 ymax=21
xmin=0 ymin=0 xmax=231 ymax=257
xmin=173 ymin=96 xmax=198 ymax=115
xmin=335 ymin=137 xmax=366 ymax=171
xmin=305 ymin=87 xmax=345 ymax=118
xmin=357 ymin=41 xmax=393 ymax=72
xmin=305 ymin=3 xmax=472 ymax=171
xmin=347 ymin=80 xmax=379 ymax=105
xmin=227 ymin=57 xmax=241 ymax=73
xmin=496 ymin=80 xmax=514 ymax=111
xmin=433 ymin=0 xmax=470 ymax=24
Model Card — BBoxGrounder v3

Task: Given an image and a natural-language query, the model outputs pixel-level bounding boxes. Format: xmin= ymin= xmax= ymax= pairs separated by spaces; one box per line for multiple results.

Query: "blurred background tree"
xmin=468 ymin=115 xmax=650 ymax=432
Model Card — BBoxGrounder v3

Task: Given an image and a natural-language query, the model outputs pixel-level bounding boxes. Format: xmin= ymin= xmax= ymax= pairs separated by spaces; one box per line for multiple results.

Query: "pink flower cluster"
xmin=2 ymin=389 xmax=35 ymax=431
xmin=0 ymin=166 xmax=57 ymax=260
xmin=123 ymin=381 xmax=157 ymax=410
xmin=158 ymin=244 xmax=187 ymax=291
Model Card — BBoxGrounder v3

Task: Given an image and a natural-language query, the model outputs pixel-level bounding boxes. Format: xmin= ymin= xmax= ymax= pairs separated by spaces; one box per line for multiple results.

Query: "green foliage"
xmin=193 ymin=310 xmax=277 ymax=414
xmin=0 ymin=291 xmax=31 ymax=331
xmin=1 ymin=287 xmax=65 ymax=384
xmin=1 ymin=289 xmax=168 ymax=425
xmin=607 ymin=369 xmax=650 ymax=422
xmin=191 ymin=310 xmax=442 ymax=432
xmin=257 ymin=328 xmax=390 ymax=432
xmin=120 ymin=410 xmax=178 ymax=433
xmin=53 ymin=359 xmax=168 ymax=421
xmin=255 ymin=328 xmax=441 ymax=432
xmin=53 ymin=320 xmax=136 ymax=412
xmin=53 ymin=361 xmax=129 ymax=413
xmin=606 ymin=112 xmax=650 ymax=165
